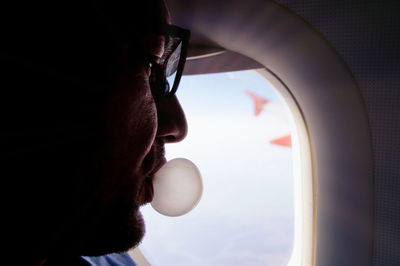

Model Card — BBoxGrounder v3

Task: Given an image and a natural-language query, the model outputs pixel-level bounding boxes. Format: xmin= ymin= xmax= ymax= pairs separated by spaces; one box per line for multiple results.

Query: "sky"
xmin=139 ymin=70 xmax=295 ymax=266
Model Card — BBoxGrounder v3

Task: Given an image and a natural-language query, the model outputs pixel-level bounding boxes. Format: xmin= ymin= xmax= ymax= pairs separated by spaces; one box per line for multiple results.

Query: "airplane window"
xmin=140 ymin=70 xmax=297 ymax=265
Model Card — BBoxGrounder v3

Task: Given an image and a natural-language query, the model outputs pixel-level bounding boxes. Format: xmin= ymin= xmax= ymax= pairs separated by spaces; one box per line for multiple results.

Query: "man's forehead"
xmin=161 ymin=0 xmax=171 ymax=24
xmin=145 ymin=0 xmax=171 ymax=33
xmin=143 ymin=0 xmax=171 ymax=28
xmin=102 ymin=0 xmax=170 ymax=37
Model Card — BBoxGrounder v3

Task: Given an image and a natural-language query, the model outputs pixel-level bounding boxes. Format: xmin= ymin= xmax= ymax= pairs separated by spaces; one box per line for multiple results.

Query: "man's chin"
xmin=62 ymin=204 xmax=146 ymax=257
xmin=93 ymin=211 xmax=145 ymax=255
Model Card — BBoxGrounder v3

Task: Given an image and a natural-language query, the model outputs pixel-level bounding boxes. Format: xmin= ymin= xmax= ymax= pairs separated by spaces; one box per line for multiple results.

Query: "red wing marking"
xmin=245 ymin=90 xmax=269 ymax=116
xmin=270 ymin=135 xmax=292 ymax=147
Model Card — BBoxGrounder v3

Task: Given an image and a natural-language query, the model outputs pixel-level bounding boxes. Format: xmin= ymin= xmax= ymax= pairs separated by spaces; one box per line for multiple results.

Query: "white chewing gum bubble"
xmin=151 ymin=158 xmax=203 ymax=217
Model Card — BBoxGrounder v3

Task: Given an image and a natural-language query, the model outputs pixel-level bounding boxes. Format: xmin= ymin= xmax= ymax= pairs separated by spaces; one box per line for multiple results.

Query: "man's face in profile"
xmin=55 ymin=0 xmax=188 ymax=256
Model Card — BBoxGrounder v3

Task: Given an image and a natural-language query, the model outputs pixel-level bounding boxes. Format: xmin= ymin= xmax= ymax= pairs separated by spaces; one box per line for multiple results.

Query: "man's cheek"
xmin=128 ymin=78 xmax=158 ymax=155
xmin=133 ymin=97 xmax=158 ymax=151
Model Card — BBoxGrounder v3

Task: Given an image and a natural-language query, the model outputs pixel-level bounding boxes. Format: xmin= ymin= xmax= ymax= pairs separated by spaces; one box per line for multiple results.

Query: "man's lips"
xmin=149 ymin=157 xmax=167 ymax=177
xmin=141 ymin=178 xmax=154 ymax=205
xmin=139 ymin=139 xmax=167 ymax=205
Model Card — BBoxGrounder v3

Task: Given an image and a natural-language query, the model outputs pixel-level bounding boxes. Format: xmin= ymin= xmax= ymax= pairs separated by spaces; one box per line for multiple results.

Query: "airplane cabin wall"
xmin=274 ymin=1 xmax=400 ymax=264
xmin=168 ymin=0 xmax=399 ymax=265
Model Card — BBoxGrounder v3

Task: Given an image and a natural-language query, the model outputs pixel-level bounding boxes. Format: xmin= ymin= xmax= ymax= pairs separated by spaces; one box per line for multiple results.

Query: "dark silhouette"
xmin=2 ymin=0 xmax=188 ymax=264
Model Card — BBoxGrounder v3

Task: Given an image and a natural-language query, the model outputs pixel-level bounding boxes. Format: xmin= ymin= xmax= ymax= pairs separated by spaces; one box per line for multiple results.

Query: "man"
xmin=2 ymin=0 xmax=189 ymax=264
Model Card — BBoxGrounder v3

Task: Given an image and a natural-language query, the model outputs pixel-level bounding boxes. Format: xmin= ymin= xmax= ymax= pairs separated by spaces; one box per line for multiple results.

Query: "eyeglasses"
xmin=149 ymin=25 xmax=190 ymax=98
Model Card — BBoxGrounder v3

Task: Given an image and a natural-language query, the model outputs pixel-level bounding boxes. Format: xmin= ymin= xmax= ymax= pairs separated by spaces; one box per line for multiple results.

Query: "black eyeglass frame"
xmin=150 ymin=25 xmax=191 ymax=98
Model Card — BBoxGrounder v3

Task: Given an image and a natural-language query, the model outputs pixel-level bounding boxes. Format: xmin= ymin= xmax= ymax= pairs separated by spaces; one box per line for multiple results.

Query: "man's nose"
xmin=156 ymin=96 xmax=188 ymax=143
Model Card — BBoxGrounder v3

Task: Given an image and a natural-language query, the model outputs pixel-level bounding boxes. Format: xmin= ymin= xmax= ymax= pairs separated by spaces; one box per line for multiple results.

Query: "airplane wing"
xmin=270 ymin=134 xmax=291 ymax=147
xmin=245 ymin=90 xmax=269 ymax=116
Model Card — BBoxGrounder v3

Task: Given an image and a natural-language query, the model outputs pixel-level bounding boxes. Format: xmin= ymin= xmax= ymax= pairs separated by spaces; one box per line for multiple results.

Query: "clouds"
xmin=139 ymin=70 xmax=295 ymax=265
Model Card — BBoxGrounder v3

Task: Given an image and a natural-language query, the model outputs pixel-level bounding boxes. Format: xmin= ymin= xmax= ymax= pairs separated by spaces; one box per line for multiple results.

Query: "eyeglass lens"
xmin=165 ymin=41 xmax=182 ymax=94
